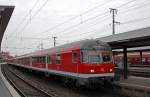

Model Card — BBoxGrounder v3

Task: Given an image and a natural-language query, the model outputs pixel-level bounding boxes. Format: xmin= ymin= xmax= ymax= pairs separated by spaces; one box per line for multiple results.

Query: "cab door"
xmin=72 ymin=51 xmax=78 ymax=73
xmin=56 ymin=53 xmax=61 ymax=70
xmin=45 ymin=55 xmax=48 ymax=69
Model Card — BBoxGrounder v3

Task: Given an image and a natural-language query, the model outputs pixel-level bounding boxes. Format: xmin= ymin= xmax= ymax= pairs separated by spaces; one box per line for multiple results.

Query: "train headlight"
xmin=110 ymin=68 xmax=113 ymax=72
xmin=90 ymin=69 xmax=95 ymax=73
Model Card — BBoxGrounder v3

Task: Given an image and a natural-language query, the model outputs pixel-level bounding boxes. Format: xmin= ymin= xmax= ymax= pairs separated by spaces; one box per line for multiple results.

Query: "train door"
xmin=45 ymin=55 xmax=48 ymax=69
xmin=47 ymin=55 xmax=52 ymax=69
xmin=30 ymin=57 xmax=32 ymax=67
xmin=72 ymin=51 xmax=78 ymax=73
xmin=56 ymin=53 xmax=61 ymax=70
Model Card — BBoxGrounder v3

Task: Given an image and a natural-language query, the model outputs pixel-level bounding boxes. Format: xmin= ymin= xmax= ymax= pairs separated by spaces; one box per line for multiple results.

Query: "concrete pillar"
xmin=123 ymin=47 xmax=128 ymax=79
xmin=140 ymin=51 xmax=143 ymax=65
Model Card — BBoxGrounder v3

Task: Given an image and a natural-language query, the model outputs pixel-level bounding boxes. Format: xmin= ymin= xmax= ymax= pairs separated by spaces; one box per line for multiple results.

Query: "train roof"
xmin=15 ymin=39 xmax=111 ymax=59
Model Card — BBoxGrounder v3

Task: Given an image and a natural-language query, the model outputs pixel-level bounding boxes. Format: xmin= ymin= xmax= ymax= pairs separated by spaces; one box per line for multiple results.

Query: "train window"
xmin=72 ymin=52 xmax=77 ymax=63
xmin=39 ymin=57 xmax=41 ymax=63
xmin=81 ymin=50 xmax=102 ymax=64
xmin=35 ymin=56 xmax=45 ymax=64
xmin=102 ymin=55 xmax=111 ymax=62
xmin=81 ymin=51 xmax=88 ymax=63
xmin=135 ymin=58 xmax=140 ymax=62
xmin=88 ymin=55 xmax=101 ymax=64
xmin=37 ymin=57 xmax=40 ymax=63
xmin=146 ymin=58 xmax=150 ymax=62
xmin=102 ymin=53 xmax=111 ymax=62
xmin=47 ymin=56 xmax=52 ymax=64
xmin=142 ymin=58 xmax=146 ymax=62
xmin=56 ymin=54 xmax=60 ymax=64
xmin=42 ymin=56 xmax=46 ymax=63
xmin=32 ymin=57 xmax=37 ymax=63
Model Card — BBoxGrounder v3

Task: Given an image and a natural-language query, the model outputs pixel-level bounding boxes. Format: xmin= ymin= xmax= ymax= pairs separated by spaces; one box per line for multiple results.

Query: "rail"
xmin=1 ymin=64 xmax=54 ymax=97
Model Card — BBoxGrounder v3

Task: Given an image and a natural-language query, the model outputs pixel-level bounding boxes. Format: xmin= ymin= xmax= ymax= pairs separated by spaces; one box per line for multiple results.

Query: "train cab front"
xmin=77 ymin=45 xmax=115 ymax=85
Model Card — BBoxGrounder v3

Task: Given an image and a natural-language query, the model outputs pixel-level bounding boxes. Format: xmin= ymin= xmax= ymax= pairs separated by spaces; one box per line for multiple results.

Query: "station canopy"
xmin=0 ymin=5 xmax=14 ymax=51
xmin=98 ymin=27 xmax=150 ymax=49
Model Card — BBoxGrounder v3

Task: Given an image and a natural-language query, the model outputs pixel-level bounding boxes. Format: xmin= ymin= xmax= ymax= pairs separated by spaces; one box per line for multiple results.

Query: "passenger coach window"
xmin=39 ymin=57 xmax=46 ymax=64
xmin=47 ymin=56 xmax=52 ymax=64
xmin=73 ymin=52 xmax=77 ymax=63
xmin=56 ymin=54 xmax=60 ymax=64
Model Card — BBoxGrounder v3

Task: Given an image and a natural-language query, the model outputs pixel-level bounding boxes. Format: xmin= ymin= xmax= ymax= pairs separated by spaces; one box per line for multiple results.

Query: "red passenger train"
xmin=9 ymin=39 xmax=115 ymax=86
xmin=114 ymin=53 xmax=150 ymax=68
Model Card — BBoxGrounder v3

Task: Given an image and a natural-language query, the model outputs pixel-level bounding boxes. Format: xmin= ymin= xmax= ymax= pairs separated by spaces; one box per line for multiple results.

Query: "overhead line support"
xmin=52 ymin=36 xmax=57 ymax=47
xmin=110 ymin=8 xmax=120 ymax=35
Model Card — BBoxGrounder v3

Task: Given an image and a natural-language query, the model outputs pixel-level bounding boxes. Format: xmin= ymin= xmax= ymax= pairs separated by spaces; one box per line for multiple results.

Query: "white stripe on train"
xmin=10 ymin=63 xmax=114 ymax=78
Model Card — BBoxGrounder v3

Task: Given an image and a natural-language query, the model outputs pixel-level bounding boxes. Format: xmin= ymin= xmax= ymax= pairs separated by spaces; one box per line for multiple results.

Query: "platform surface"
xmin=0 ymin=63 xmax=20 ymax=97
xmin=129 ymin=67 xmax=150 ymax=71
xmin=0 ymin=74 xmax=12 ymax=97
xmin=116 ymin=76 xmax=150 ymax=88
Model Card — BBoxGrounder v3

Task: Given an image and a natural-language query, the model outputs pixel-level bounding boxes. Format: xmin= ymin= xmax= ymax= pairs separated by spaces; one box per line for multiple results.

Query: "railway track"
xmin=115 ymin=67 xmax=150 ymax=78
xmin=130 ymin=65 xmax=150 ymax=67
xmin=1 ymin=64 xmax=56 ymax=97
xmin=128 ymin=67 xmax=150 ymax=77
xmin=1 ymin=64 xmax=128 ymax=97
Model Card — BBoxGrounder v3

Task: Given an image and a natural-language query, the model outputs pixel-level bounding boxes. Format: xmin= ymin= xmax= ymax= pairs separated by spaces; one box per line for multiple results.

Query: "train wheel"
xmin=103 ymin=80 xmax=113 ymax=89
xmin=29 ymin=69 xmax=33 ymax=72
xmin=61 ymin=77 xmax=76 ymax=88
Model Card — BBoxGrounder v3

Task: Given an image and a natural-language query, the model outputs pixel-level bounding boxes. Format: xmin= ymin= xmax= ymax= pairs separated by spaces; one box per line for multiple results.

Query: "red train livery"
xmin=114 ymin=53 xmax=150 ymax=67
xmin=9 ymin=39 xmax=115 ymax=86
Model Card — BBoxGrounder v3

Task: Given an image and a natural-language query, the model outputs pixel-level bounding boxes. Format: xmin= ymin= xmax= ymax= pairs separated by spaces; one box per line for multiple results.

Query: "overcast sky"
xmin=1 ymin=0 xmax=150 ymax=56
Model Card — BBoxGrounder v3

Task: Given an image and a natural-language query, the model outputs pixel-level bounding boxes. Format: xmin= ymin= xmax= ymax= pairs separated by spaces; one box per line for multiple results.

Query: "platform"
xmin=0 ymin=64 xmax=12 ymax=97
xmin=115 ymin=76 xmax=150 ymax=97
xmin=129 ymin=67 xmax=150 ymax=71
xmin=0 ymin=77 xmax=12 ymax=97
xmin=0 ymin=63 xmax=20 ymax=97
xmin=116 ymin=76 xmax=150 ymax=88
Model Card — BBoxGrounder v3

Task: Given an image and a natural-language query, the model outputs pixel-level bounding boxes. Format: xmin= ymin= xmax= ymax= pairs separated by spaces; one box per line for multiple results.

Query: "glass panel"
xmin=81 ymin=50 xmax=102 ymax=64
xmin=81 ymin=50 xmax=112 ymax=64
xmin=56 ymin=54 xmax=60 ymax=64
xmin=88 ymin=55 xmax=101 ymax=64
xmin=81 ymin=50 xmax=88 ymax=63
xmin=73 ymin=52 xmax=77 ymax=63
xmin=102 ymin=52 xmax=111 ymax=62
xmin=47 ymin=56 xmax=52 ymax=64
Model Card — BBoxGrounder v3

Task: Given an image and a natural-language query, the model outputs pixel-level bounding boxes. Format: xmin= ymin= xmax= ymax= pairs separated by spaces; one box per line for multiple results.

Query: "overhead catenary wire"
xmin=1 ymin=47 xmax=32 ymax=50
xmin=121 ymin=16 xmax=150 ymax=24
xmin=5 ymin=35 xmax=50 ymax=40
xmin=58 ymin=15 xmax=110 ymax=38
xmin=54 ymin=0 xmax=150 ymax=42
xmin=42 ymin=0 xmax=138 ymax=35
xmin=5 ymin=0 xmax=150 ymax=56
xmin=118 ymin=0 xmax=150 ymax=14
xmin=55 ymin=0 xmax=143 ymax=37
xmin=8 ymin=0 xmax=40 ymax=37
xmin=51 ymin=0 xmax=140 ymax=38
xmin=63 ymin=0 xmax=148 ymax=35
xmin=39 ymin=0 xmax=114 ymax=34
xmin=7 ymin=0 xmax=143 ymax=43
xmin=53 ymin=13 xmax=109 ymax=36
xmin=11 ymin=0 xmax=115 ymax=41
xmin=116 ymin=0 xmax=138 ymax=9
xmin=12 ymin=0 xmax=145 ymax=41
xmin=40 ymin=0 xmax=139 ymax=36
xmin=8 ymin=0 xmax=140 ymax=41
xmin=16 ymin=0 xmax=49 ymax=38
xmin=6 ymin=0 xmax=147 ymax=43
